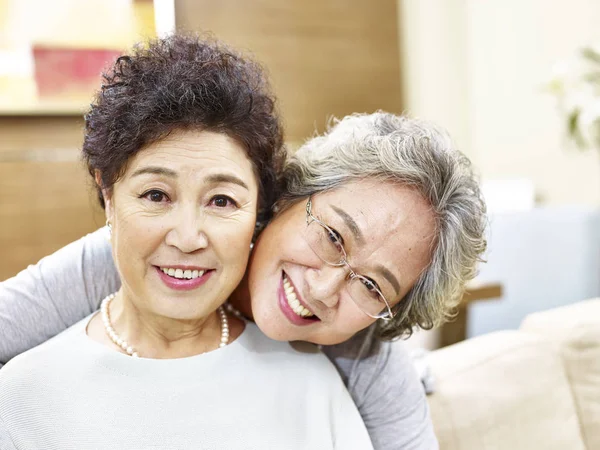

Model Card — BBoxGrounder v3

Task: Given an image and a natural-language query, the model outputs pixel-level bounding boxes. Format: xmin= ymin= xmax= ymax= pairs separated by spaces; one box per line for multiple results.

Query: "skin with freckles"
xmin=87 ymin=130 xmax=256 ymax=358
xmin=241 ymin=179 xmax=437 ymax=346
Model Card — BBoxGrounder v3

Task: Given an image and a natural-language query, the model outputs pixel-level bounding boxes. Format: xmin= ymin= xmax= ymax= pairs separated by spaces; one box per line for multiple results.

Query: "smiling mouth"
xmin=282 ymin=273 xmax=319 ymax=320
xmin=159 ymin=267 xmax=211 ymax=280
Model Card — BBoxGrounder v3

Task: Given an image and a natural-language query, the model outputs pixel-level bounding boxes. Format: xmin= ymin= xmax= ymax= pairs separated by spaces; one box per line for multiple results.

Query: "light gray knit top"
xmin=0 ymin=228 xmax=438 ymax=449
xmin=0 ymin=317 xmax=373 ymax=450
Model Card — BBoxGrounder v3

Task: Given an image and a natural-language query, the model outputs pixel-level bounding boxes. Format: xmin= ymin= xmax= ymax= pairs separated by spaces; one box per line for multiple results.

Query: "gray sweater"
xmin=0 ymin=227 xmax=438 ymax=450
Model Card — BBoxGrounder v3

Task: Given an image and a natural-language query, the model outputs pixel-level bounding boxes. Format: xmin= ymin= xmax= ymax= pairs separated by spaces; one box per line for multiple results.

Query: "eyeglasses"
xmin=304 ymin=197 xmax=395 ymax=321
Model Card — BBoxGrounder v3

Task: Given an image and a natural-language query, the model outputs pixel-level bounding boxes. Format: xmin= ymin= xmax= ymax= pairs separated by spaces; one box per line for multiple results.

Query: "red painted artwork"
xmin=33 ymin=46 xmax=123 ymax=98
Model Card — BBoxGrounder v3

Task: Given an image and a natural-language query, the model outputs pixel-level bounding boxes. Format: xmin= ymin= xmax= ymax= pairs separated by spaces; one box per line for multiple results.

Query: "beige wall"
xmin=399 ymin=0 xmax=600 ymax=207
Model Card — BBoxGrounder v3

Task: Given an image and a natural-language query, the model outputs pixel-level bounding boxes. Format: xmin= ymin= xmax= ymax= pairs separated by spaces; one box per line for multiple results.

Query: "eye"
xmin=325 ymin=226 xmax=344 ymax=251
xmin=360 ymin=277 xmax=384 ymax=300
xmin=141 ymin=190 xmax=169 ymax=203
xmin=210 ymin=195 xmax=238 ymax=208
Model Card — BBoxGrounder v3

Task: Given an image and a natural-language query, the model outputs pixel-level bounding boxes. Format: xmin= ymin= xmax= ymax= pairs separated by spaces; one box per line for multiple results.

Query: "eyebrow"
xmin=205 ymin=173 xmax=250 ymax=190
xmin=130 ymin=167 xmax=249 ymax=190
xmin=331 ymin=205 xmax=364 ymax=244
xmin=329 ymin=203 xmax=401 ymax=296
xmin=376 ymin=265 xmax=401 ymax=296
xmin=131 ymin=166 xmax=177 ymax=178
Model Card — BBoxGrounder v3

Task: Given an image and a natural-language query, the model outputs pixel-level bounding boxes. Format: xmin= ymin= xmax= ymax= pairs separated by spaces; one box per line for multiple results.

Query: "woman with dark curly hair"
xmin=0 ymin=38 xmax=487 ymax=450
xmin=0 ymin=35 xmax=373 ymax=449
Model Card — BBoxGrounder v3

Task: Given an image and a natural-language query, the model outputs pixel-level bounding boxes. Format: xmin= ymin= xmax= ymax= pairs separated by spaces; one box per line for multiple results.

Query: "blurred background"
xmin=0 ymin=0 xmax=598 ymax=349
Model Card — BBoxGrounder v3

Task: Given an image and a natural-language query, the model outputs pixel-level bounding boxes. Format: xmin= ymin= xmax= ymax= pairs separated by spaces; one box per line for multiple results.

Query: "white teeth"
xmin=283 ymin=274 xmax=314 ymax=318
xmin=161 ymin=268 xmax=205 ymax=280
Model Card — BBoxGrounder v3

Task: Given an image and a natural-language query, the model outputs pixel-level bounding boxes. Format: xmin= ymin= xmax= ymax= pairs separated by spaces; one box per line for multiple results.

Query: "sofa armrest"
xmin=427 ymin=330 xmax=585 ymax=450
xmin=520 ymin=298 xmax=600 ymax=450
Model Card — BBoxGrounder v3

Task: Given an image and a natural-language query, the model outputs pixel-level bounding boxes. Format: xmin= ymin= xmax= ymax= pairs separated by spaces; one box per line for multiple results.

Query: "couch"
xmin=426 ymin=298 xmax=600 ymax=450
xmin=469 ymin=207 xmax=600 ymax=338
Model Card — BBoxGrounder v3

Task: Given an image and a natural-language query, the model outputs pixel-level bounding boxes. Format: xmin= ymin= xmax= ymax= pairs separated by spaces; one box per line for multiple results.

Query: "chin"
xmin=253 ymin=310 xmax=291 ymax=342
xmin=305 ymin=334 xmax=347 ymax=346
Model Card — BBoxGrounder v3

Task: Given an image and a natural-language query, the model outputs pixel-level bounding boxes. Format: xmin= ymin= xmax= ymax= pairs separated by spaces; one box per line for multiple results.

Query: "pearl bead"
xmin=100 ymin=294 xmax=231 ymax=358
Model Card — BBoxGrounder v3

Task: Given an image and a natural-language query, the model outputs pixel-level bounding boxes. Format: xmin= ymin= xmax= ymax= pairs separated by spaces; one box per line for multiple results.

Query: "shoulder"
xmin=242 ymin=322 xmax=324 ymax=360
xmin=323 ymin=326 xmax=422 ymax=402
xmin=324 ymin=325 xmax=414 ymax=370
xmin=240 ymin=323 xmax=343 ymax=379
xmin=323 ymin=327 xmax=439 ymax=450
xmin=0 ymin=318 xmax=89 ymax=386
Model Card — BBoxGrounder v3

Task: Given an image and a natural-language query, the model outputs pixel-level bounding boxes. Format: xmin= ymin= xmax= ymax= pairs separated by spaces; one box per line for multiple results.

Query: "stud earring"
xmin=106 ymin=219 xmax=112 ymax=236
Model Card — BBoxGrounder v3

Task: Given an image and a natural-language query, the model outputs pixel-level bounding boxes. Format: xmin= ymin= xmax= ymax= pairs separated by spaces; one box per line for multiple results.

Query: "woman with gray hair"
xmin=0 ymin=111 xmax=486 ymax=449
xmin=249 ymin=112 xmax=486 ymax=345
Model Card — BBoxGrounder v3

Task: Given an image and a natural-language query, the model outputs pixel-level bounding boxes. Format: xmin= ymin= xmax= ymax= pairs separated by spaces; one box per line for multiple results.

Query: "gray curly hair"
xmin=276 ymin=112 xmax=487 ymax=340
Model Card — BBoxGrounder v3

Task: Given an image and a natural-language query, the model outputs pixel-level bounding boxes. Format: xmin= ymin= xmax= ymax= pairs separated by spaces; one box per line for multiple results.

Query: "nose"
xmin=164 ymin=204 xmax=209 ymax=253
xmin=305 ymin=264 xmax=348 ymax=308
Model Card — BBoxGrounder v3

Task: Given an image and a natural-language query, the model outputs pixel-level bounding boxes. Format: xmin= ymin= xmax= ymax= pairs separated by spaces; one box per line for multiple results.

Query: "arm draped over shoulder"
xmin=321 ymin=327 xmax=439 ymax=450
xmin=0 ymin=227 xmax=120 ymax=368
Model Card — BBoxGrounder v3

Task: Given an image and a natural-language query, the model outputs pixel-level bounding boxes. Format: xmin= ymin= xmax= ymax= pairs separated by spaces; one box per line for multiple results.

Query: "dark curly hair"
xmin=83 ymin=33 xmax=286 ymax=225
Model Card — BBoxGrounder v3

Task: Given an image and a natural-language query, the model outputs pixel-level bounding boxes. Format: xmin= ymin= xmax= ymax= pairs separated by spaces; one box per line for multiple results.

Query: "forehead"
xmin=320 ymin=180 xmax=434 ymax=235
xmin=125 ymin=129 xmax=256 ymax=178
xmin=317 ymin=179 xmax=436 ymax=272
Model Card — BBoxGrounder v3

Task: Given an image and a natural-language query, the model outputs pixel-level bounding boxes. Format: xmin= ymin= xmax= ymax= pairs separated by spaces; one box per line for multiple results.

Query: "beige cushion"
xmin=427 ymin=330 xmax=585 ymax=450
xmin=521 ymin=298 xmax=600 ymax=450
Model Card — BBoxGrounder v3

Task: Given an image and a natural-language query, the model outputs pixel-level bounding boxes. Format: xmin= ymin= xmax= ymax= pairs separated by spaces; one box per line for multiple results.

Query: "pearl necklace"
xmin=225 ymin=302 xmax=248 ymax=321
xmin=100 ymin=293 xmax=230 ymax=358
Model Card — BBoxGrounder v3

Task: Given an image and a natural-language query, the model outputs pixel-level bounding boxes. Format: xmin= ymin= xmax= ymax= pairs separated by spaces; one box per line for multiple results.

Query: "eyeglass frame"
xmin=304 ymin=196 xmax=395 ymax=321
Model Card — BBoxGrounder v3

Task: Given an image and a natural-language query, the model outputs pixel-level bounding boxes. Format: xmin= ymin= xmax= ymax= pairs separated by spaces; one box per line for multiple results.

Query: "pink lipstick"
xmin=277 ymin=272 xmax=319 ymax=326
xmin=155 ymin=266 xmax=213 ymax=291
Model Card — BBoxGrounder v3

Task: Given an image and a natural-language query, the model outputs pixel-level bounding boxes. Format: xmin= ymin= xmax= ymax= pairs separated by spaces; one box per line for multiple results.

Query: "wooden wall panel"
xmin=0 ymin=116 xmax=104 ymax=280
xmin=1 ymin=2 xmax=402 ymax=280
xmin=175 ymin=0 xmax=402 ymax=143
xmin=0 ymin=116 xmax=85 ymax=154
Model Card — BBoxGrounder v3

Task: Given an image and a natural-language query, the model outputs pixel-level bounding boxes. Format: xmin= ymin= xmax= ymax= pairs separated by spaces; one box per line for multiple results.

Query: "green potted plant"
xmin=548 ymin=46 xmax=600 ymax=153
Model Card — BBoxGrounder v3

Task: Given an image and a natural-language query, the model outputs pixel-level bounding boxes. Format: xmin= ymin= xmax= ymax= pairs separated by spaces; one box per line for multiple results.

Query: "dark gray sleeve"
xmin=322 ymin=328 xmax=438 ymax=450
xmin=0 ymin=227 xmax=120 ymax=368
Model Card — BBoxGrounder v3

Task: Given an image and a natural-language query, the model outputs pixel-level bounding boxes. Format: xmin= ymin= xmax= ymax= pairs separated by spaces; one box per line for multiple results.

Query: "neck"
xmin=229 ymin=272 xmax=254 ymax=320
xmin=110 ymin=291 xmax=224 ymax=359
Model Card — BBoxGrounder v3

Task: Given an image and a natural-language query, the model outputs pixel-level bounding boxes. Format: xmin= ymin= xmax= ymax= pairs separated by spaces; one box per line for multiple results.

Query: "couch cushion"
xmin=521 ymin=298 xmax=600 ymax=450
xmin=427 ymin=330 xmax=585 ymax=450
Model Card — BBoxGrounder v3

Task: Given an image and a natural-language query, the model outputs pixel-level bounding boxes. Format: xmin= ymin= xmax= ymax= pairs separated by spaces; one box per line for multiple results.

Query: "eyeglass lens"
xmin=305 ymin=219 xmax=390 ymax=318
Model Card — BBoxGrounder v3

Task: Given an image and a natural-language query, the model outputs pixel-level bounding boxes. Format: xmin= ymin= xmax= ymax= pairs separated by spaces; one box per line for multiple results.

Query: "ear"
xmin=94 ymin=170 xmax=114 ymax=223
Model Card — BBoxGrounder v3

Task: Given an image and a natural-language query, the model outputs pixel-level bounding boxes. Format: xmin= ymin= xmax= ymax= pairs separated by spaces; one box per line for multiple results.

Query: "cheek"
xmin=112 ymin=207 xmax=165 ymax=264
xmin=246 ymin=226 xmax=280 ymax=283
xmin=329 ymin=305 xmax=376 ymax=340
xmin=344 ymin=311 xmax=376 ymax=332
xmin=214 ymin=220 xmax=254 ymax=248
xmin=208 ymin=217 xmax=255 ymax=272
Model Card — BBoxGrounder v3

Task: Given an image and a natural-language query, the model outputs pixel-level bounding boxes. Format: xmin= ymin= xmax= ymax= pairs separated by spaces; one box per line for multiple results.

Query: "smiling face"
xmin=103 ymin=129 xmax=259 ymax=322
xmin=248 ymin=179 xmax=436 ymax=345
